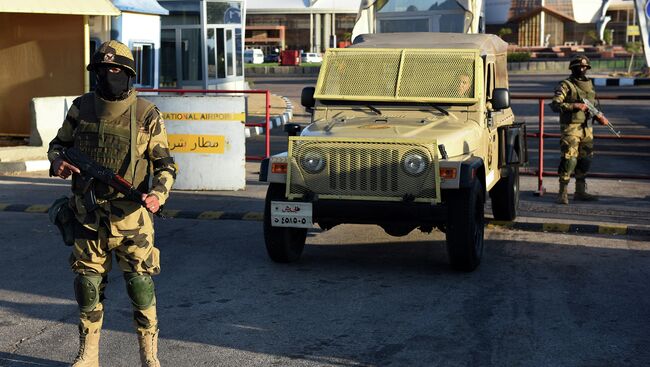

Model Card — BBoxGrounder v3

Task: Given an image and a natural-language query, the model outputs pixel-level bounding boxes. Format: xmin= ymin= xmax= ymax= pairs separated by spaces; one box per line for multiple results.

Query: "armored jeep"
xmin=259 ymin=33 xmax=527 ymax=272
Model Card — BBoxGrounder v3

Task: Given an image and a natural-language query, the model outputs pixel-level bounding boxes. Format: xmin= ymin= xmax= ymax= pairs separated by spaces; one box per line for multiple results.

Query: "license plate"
xmin=270 ymin=201 xmax=313 ymax=228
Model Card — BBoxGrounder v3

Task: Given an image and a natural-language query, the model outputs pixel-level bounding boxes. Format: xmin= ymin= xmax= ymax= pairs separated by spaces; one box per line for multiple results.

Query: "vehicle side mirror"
xmin=301 ymin=87 xmax=315 ymax=108
xmin=491 ymin=88 xmax=510 ymax=110
xmin=284 ymin=123 xmax=302 ymax=137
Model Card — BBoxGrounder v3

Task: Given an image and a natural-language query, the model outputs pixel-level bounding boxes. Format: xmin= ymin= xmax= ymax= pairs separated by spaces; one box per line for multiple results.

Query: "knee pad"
xmin=558 ymin=157 xmax=577 ymax=175
xmin=124 ymin=273 xmax=155 ymax=310
xmin=74 ymin=274 xmax=103 ymax=312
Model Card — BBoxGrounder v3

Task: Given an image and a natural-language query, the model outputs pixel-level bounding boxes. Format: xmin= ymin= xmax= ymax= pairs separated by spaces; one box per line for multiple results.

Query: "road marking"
xmin=25 ymin=205 xmax=49 ymax=213
xmin=598 ymin=225 xmax=627 ymax=235
xmin=197 ymin=211 xmax=224 ymax=220
xmin=1 ymin=204 xmax=647 ymax=237
xmin=542 ymin=223 xmax=571 ymax=232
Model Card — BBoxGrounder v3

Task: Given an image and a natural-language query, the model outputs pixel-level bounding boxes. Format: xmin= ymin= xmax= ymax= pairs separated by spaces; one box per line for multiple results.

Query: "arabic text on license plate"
xmin=270 ymin=201 xmax=313 ymax=228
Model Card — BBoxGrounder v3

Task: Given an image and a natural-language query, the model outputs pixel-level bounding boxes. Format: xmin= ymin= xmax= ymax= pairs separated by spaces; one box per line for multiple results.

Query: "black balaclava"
xmin=96 ymin=65 xmax=133 ymax=100
xmin=571 ymin=67 xmax=587 ymax=81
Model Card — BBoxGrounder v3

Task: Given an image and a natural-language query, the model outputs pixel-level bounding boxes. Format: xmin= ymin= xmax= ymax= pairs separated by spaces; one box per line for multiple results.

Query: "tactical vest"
xmin=559 ymin=77 xmax=597 ymax=125
xmin=72 ymin=92 xmax=156 ymax=200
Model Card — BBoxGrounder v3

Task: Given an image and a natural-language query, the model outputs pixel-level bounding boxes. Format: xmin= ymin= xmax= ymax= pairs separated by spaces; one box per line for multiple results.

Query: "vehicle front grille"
xmin=287 ymin=137 xmax=440 ymax=203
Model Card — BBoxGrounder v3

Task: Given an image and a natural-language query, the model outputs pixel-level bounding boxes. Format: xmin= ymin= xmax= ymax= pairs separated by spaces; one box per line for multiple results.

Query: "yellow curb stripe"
xmin=543 ymin=223 xmax=570 ymax=233
xmin=598 ymin=225 xmax=627 ymax=235
xmin=242 ymin=212 xmax=264 ymax=221
xmin=197 ymin=211 xmax=224 ymax=220
xmin=25 ymin=205 xmax=50 ymax=213
xmin=487 ymin=221 xmax=514 ymax=228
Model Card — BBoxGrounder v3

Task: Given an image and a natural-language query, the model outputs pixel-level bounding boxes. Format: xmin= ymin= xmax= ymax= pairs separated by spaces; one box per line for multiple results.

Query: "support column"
xmin=323 ymin=13 xmax=331 ymax=50
xmin=332 ymin=13 xmax=336 ymax=47
xmin=539 ymin=0 xmax=546 ymax=47
xmin=314 ymin=13 xmax=321 ymax=53
xmin=310 ymin=12 xmax=314 ymax=52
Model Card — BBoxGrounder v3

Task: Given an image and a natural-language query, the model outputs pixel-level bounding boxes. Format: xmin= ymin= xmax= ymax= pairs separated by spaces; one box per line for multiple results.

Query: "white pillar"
xmin=310 ymin=12 xmax=314 ymax=52
xmin=323 ymin=13 xmax=331 ymax=50
xmin=315 ymin=13 xmax=321 ymax=52
xmin=539 ymin=0 xmax=546 ymax=47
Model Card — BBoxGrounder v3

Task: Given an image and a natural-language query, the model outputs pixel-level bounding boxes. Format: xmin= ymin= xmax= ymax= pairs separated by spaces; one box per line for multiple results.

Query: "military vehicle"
xmin=259 ymin=32 xmax=527 ymax=271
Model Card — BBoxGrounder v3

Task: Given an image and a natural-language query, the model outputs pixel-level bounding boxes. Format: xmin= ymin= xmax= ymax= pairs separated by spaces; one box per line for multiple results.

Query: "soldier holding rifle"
xmin=47 ymin=41 xmax=176 ymax=367
xmin=551 ymin=55 xmax=611 ymax=205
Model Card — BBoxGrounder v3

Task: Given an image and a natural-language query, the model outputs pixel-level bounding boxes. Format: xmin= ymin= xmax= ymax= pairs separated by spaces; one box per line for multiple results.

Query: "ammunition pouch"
xmin=48 ymin=196 xmax=75 ymax=246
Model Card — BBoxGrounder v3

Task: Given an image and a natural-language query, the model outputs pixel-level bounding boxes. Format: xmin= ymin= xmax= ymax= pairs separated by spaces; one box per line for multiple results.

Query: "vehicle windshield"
xmin=315 ymin=48 xmax=477 ymax=103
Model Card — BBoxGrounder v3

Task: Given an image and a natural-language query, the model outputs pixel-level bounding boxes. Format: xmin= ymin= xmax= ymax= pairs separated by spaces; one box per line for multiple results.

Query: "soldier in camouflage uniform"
xmin=551 ymin=55 xmax=609 ymax=204
xmin=48 ymin=41 xmax=177 ymax=367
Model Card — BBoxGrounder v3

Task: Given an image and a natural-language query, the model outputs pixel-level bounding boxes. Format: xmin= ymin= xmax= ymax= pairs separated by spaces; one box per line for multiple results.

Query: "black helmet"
xmin=87 ymin=40 xmax=136 ymax=77
xmin=569 ymin=55 xmax=591 ymax=70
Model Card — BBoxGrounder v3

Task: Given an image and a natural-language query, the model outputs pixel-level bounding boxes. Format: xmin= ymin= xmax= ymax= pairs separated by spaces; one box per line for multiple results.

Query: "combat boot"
xmin=574 ymin=181 xmax=598 ymax=201
xmin=71 ymin=331 xmax=100 ymax=367
xmin=556 ymin=182 xmax=569 ymax=205
xmin=137 ymin=329 xmax=160 ymax=367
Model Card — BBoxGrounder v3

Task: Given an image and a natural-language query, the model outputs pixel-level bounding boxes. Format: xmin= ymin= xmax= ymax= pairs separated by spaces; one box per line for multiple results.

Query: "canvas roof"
xmin=351 ymin=32 xmax=508 ymax=55
xmin=0 ymin=0 xmax=120 ymax=15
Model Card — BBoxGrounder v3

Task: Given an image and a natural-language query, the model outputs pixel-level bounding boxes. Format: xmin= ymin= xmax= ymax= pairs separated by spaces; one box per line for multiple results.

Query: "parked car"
xmin=264 ymin=53 xmax=279 ymax=63
xmin=300 ymin=52 xmax=323 ymax=63
xmin=244 ymin=49 xmax=264 ymax=64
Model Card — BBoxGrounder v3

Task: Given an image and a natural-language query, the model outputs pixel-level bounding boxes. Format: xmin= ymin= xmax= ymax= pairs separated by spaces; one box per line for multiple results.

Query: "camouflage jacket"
xmin=550 ymin=76 xmax=599 ymax=127
xmin=48 ymin=91 xmax=177 ymax=235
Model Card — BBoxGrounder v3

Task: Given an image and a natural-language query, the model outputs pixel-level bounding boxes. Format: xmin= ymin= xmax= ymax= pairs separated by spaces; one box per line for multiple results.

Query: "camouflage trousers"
xmin=70 ymin=217 xmax=160 ymax=335
xmin=558 ymin=124 xmax=594 ymax=183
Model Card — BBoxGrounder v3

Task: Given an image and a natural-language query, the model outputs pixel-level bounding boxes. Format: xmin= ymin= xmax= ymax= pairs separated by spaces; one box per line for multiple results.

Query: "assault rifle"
xmin=582 ymin=98 xmax=621 ymax=137
xmin=61 ymin=147 xmax=163 ymax=216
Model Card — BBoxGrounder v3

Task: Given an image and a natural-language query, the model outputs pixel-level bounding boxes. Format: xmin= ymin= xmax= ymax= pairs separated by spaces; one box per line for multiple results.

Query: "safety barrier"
xmin=511 ymin=94 xmax=650 ymax=196
xmin=137 ymin=89 xmax=271 ymax=161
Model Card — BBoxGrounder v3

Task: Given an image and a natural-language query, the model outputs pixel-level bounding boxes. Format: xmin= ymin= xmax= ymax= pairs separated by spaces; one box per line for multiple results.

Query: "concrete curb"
xmin=0 ymin=160 xmax=50 ymax=174
xmin=244 ymin=95 xmax=293 ymax=138
xmin=593 ymin=77 xmax=650 ymax=87
xmin=3 ymin=203 xmax=648 ymax=237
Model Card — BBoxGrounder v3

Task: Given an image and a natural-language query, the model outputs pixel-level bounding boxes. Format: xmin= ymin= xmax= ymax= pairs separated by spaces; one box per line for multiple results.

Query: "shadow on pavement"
xmin=0 ymin=352 xmax=67 ymax=366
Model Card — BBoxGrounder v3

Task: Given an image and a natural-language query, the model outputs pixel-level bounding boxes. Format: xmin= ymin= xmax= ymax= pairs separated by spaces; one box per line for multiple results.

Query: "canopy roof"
xmin=351 ymin=32 xmax=508 ymax=55
xmin=113 ymin=0 xmax=168 ymax=15
xmin=0 ymin=0 xmax=120 ymax=15
xmin=247 ymin=0 xmax=361 ymax=13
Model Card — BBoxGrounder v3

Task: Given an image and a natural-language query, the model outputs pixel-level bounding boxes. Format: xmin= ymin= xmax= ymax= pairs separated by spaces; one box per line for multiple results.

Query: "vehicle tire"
xmin=489 ymin=166 xmax=519 ymax=221
xmin=263 ymin=183 xmax=307 ymax=263
xmin=445 ymin=179 xmax=485 ymax=272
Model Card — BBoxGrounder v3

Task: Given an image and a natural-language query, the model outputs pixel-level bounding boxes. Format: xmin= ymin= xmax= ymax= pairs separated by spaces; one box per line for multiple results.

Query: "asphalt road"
xmin=1 ymin=74 xmax=649 ymax=366
xmin=1 ymin=208 xmax=649 ymax=366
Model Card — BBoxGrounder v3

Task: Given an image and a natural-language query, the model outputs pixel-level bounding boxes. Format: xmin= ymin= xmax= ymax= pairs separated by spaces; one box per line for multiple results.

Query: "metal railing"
xmin=137 ymin=88 xmax=271 ymax=161
xmin=511 ymin=94 xmax=650 ymax=196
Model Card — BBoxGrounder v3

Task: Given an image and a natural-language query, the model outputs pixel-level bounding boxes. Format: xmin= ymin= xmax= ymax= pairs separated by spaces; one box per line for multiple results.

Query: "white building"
xmin=90 ymin=0 xmax=169 ymax=89
xmin=246 ymin=0 xmax=363 ymax=53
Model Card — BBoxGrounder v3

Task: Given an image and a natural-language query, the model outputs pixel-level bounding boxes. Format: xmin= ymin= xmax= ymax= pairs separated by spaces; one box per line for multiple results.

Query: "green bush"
xmin=507 ymin=52 xmax=531 ymax=62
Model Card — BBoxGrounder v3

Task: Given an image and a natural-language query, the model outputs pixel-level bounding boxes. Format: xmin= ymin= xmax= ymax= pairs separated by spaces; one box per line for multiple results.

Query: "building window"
xmin=207 ymin=2 xmax=241 ymax=24
xmin=132 ymin=43 xmax=154 ymax=88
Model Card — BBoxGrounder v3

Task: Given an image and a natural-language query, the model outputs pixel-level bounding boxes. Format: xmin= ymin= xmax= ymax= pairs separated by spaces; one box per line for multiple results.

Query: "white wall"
xmin=571 ymin=0 xmax=603 ymax=23
xmin=119 ymin=12 xmax=162 ymax=89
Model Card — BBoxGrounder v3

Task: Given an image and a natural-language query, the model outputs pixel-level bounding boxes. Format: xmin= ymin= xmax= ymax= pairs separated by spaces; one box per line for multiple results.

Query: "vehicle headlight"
xmin=402 ymin=151 xmax=429 ymax=176
xmin=301 ymin=150 xmax=326 ymax=174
